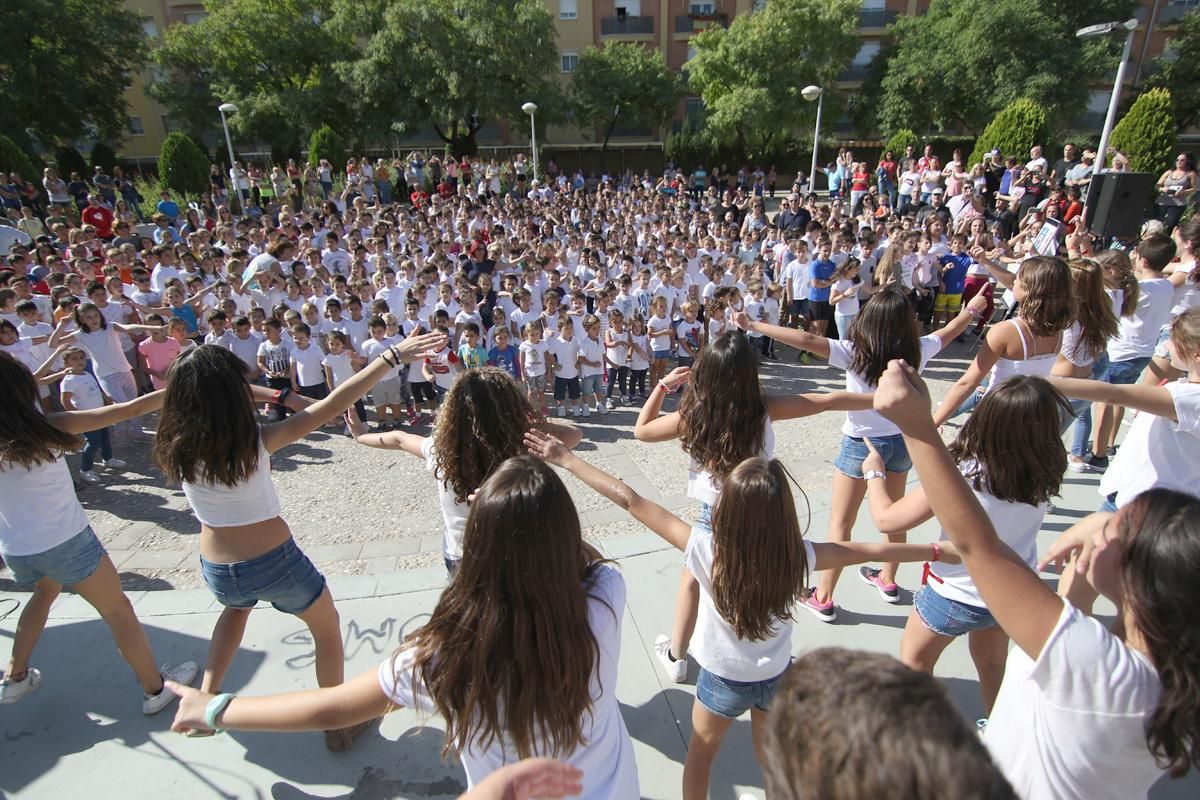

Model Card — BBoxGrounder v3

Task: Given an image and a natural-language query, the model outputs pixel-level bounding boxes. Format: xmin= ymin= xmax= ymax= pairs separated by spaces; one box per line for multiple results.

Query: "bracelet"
xmin=967 ymin=307 xmax=984 ymax=320
xmin=204 ymin=692 xmax=235 ymax=732
xmin=277 ymin=386 xmax=291 ymax=403
xmin=930 ymin=542 xmax=942 ymax=563
xmin=388 ymin=344 xmax=404 ymax=364
xmin=657 ymin=380 xmax=675 ymax=394
xmin=381 ymin=352 xmax=396 ymax=367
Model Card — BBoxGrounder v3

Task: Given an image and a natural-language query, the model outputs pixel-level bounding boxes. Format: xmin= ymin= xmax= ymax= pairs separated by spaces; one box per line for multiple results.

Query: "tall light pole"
xmin=802 ymin=85 xmax=823 ymax=195
xmin=1077 ymin=19 xmax=1139 ymax=176
xmin=521 ymin=101 xmax=538 ymax=184
xmin=217 ymin=102 xmax=241 ymax=215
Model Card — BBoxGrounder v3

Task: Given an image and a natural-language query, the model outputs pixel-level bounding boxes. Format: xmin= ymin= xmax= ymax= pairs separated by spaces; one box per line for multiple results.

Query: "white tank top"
xmin=0 ymin=456 xmax=91 ymax=557
xmin=986 ymin=319 xmax=1060 ymax=392
xmin=181 ymin=431 xmax=282 ymax=527
xmin=687 ymin=415 xmax=775 ymax=506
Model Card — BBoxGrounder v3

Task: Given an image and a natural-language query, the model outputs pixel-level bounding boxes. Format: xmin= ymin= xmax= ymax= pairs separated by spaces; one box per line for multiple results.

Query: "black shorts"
xmin=554 ymin=376 xmax=581 ymax=400
xmin=410 ymin=381 xmax=437 ymax=404
xmin=810 ymin=300 xmax=834 ymax=323
xmin=791 ymin=299 xmax=811 ymax=319
xmin=298 ymin=382 xmax=328 ymax=400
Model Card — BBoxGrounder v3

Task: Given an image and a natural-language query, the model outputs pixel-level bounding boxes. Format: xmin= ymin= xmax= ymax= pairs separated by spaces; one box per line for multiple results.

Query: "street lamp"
xmin=1077 ymin=18 xmax=1139 ymax=176
xmin=521 ymin=101 xmax=538 ymax=183
xmin=217 ymin=102 xmax=241 ymax=215
xmin=801 ymin=85 xmax=823 ymax=195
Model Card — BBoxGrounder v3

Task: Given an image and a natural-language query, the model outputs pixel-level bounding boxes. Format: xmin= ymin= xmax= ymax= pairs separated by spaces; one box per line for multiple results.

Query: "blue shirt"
xmin=809 ymin=259 xmax=835 ymax=302
xmin=488 ymin=344 xmax=521 ymax=378
xmin=938 ymin=253 xmax=971 ymax=295
xmin=157 ymin=199 xmax=180 ymax=220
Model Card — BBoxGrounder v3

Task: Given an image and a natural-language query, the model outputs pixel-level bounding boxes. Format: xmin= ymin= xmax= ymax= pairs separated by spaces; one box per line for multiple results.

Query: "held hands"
xmin=873 ymin=359 xmax=935 ymax=435
xmin=344 ymin=405 xmax=369 ymax=438
xmin=731 ymin=311 xmax=751 ymax=331
xmin=460 ymin=758 xmax=584 ymax=800
xmin=524 ymin=428 xmax=572 ymax=468
xmin=164 ymin=680 xmax=216 ymax=735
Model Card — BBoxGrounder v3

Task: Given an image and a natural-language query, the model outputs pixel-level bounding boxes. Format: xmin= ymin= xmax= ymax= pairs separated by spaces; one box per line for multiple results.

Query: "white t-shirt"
xmin=676 ymin=319 xmax=702 ymax=355
xmin=744 ymin=300 xmax=765 ymax=339
xmin=290 ymin=343 xmax=326 ymax=387
xmin=628 ymin=332 xmax=650 ymax=371
xmin=60 ymin=371 xmax=105 ymax=411
xmin=360 ymin=337 xmax=402 ymax=381
xmin=1107 ymin=278 xmax=1174 ymax=362
xmin=577 ymin=335 xmax=605 ymax=378
xmin=377 ymin=564 xmax=637 ymax=798
xmin=1100 ymin=379 xmax=1200 ymax=507
xmin=685 ymin=525 xmax=815 ymax=682
xmin=783 ymin=258 xmax=810 ymax=300
xmin=985 ymin=602 xmax=1162 ymax=800
xmin=0 ymin=456 xmax=91 ymax=557
xmin=548 ymin=336 xmax=581 ymax=380
xmin=322 ymin=351 xmax=355 ymax=388
xmin=831 ymin=278 xmax=860 ymax=315
xmin=687 ymin=416 xmax=774 ymax=506
xmin=519 ymin=339 xmax=549 ymax=377
xmin=421 ymin=438 xmax=468 ymax=561
xmin=74 ymin=326 xmax=132 ymax=378
xmin=228 ymin=332 xmax=262 ymax=371
xmin=827 ymin=334 xmax=943 ymax=438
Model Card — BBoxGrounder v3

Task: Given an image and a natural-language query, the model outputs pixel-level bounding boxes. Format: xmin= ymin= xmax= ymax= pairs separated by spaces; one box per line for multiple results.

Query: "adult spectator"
xmin=1065 ymin=150 xmax=1095 ymax=199
xmin=876 ymin=149 xmax=898 ymax=207
xmin=92 ymin=166 xmax=117 ymax=207
xmin=65 ymin=171 xmax=90 ymax=210
xmin=80 ymin=195 xmax=115 ymax=241
xmin=1050 ymin=143 xmax=1079 ymax=189
xmin=776 ymin=194 xmax=812 ymax=232
xmin=1154 ymin=152 xmax=1197 ymax=232
xmin=916 ymin=188 xmax=951 ymax=228
xmin=1026 ymin=144 xmax=1048 ymax=174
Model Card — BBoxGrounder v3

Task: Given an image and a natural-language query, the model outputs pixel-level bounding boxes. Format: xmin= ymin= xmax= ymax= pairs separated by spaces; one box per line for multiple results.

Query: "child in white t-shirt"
xmin=518 ymin=321 xmax=549 ymax=406
xmin=675 ymin=301 xmax=703 ymax=367
xmin=577 ymin=314 xmax=607 ymax=417
xmin=829 ymin=257 xmax=863 ymax=341
xmin=627 ymin=315 xmax=651 ymax=400
xmin=289 ymin=324 xmax=328 ymax=401
xmin=59 ymin=347 xmax=127 ymax=484
xmin=548 ymin=316 xmax=582 ymax=417
xmin=322 ymin=331 xmax=365 ymax=431
xmin=422 ymin=325 xmax=463 ymax=405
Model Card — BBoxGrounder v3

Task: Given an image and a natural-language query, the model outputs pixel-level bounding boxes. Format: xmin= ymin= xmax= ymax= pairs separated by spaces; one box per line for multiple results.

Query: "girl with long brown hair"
xmin=167 ymin=453 xmax=639 ymax=798
xmin=633 ymin=330 xmax=872 ymax=679
xmin=155 ymin=332 xmax=443 ymax=751
xmin=525 ymin=429 xmax=957 ymax=800
xmin=738 ymin=289 xmax=986 ymax=621
xmin=344 ymin=366 xmax=581 ymax=574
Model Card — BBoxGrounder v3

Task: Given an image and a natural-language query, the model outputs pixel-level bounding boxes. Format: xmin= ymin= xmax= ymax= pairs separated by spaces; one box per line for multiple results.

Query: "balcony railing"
xmin=858 ymin=9 xmax=899 ymax=28
xmin=838 ymin=64 xmax=871 ymax=81
xmin=601 ymin=15 xmax=655 ymax=35
xmin=675 ymin=13 xmax=729 ymax=33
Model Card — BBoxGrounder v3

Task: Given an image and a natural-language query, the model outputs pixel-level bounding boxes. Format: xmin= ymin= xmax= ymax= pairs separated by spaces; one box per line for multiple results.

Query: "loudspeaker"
xmin=1085 ymin=171 xmax=1154 ymax=241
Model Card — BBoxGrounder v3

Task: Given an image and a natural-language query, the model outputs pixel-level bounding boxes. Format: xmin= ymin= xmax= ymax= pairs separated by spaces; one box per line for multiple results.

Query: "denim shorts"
xmin=200 ymin=538 xmax=326 ymax=614
xmin=580 ymin=373 xmax=603 ymax=396
xmin=697 ymin=501 xmax=713 ymax=532
xmin=3 ymin=526 xmax=105 ymax=586
xmin=1154 ymin=325 xmax=1172 ymax=360
xmin=914 ymin=584 xmax=995 ymax=637
xmin=833 ymin=433 xmax=912 ymax=479
xmin=653 ymin=349 xmax=671 ymax=360
xmin=696 ymin=666 xmax=784 ymax=719
xmin=1103 ymin=356 xmax=1151 ymax=386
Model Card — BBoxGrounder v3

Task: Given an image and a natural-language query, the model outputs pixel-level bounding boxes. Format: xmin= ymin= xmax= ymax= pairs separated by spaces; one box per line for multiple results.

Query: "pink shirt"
xmin=138 ymin=337 xmax=181 ymax=388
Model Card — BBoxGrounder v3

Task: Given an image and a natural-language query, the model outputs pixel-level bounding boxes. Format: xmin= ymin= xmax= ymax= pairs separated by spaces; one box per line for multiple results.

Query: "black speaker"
xmin=1085 ymin=171 xmax=1154 ymax=241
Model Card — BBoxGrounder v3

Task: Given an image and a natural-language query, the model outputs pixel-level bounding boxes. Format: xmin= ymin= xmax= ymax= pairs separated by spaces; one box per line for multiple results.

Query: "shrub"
xmin=53 ymin=145 xmax=89 ymax=181
xmin=90 ymin=142 xmax=118 ymax=173
xmin=1110 ymin=88 xmax=1177 ymax=176
xmin=882 ymin=128 xmax=919 ymax=159
xmin=308 ymin=125 xmax=346 ymax=173
xmin=0 ymin=135 xmax=38 ymax=182
xmin=969 ymin=98 xmax=1048 ymax=166
xmin=158 ymin=132 xmax=210 ymax=198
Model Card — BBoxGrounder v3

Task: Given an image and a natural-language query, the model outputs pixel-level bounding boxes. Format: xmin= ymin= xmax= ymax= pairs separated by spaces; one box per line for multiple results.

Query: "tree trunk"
xmin=600 ymin=114 xmax=620 ymax=174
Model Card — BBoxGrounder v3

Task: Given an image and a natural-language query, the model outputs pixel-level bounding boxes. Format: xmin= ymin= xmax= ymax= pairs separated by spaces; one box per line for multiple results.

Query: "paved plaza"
xmin=2 ymin=344 xmax=1198 ymax=799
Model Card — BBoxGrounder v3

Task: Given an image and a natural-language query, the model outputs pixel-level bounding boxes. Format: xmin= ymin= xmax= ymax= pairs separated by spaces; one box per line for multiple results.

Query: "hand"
xmin=394 ymin=331 xmax=448 ymax=362
xmin=661 ymin=366 xmax=690 ymax=391
xmin=1038 ymin=512 xmax=1112 ymax=574
xmin=460 ymin=758 xmax=584 ymax=800
xmin=861 ymin=438 xmax=885 ymax=476
xmin=524 ymin=428 xmax=572 ymax=468
xmin=969 ymin=245 xmax=987 ymax=262
xmin=873 ymin=359 xmax=935 ymax=434
xmin=731 ymin=311 xmax=751 ymax=330
xmin=936 ymin=540 xmax=962 ymax=565
xmin=165 ymin=681 xmax=217 ymax=735
xmin=345 ymin=405 xmax=369 ymax=437
xmin=965 ymin=291 xmax=989 ymax=316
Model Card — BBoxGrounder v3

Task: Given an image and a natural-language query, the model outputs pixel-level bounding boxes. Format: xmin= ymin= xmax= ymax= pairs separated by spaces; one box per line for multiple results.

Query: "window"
xmin=141 ymin=18 xmax=158 ymax=38
xmin=561 ymin=51 xmax=580 ymax=73
xmin=128 ymin=116 xmax=145 ymax=136
xmin=559 ymin=0 xmax=577 ymax=19
xmin=853 ymin=41 xmax=881 ymax=65
xmin=752 ymin=0 xmax=768 ymax=10
xmin=861 ymin=0 xmax=885 ymax=9
xmin=689 ymin=2 xmax=715 ymax=13
xmin=182 ymin=11 xmax=208 ymax=24
xmin=616 ymin=0 xmax=642 ymax=16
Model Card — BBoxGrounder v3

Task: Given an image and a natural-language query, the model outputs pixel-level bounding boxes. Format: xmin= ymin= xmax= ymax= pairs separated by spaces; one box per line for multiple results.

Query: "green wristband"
xmin=204 ymin=692 xmax=235 ymax=732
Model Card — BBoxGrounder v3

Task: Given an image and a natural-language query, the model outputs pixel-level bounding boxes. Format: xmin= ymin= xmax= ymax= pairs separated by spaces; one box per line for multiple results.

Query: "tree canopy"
xmin=158 ymin=132 xmax=211 ymax=197
xmin=569 ymin=44 xmax=681 ymax=165
xmin=1110 ymin=87 xmax=1177 ymax=175
xmin=685 ymin=0 xmax=859 ymax=152
xmin=0 ymin=0 xmax=146 ymax=152
xmin=1142 ymin=11 xmax=1200 ymax=131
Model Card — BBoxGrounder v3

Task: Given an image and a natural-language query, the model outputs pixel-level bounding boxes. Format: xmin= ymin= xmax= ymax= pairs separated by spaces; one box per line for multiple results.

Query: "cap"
xmin=931 ymin=187 xmax=944 ymax=195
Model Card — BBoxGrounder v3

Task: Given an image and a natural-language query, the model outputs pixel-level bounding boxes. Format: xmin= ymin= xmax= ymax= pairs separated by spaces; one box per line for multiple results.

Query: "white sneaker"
xmin=143 ymin=661 xmax=199 ymax=715
xmin=572 ymin=406 xmax=582 ymax=418
xmin=605 ymin=398 xmax=615 ymax=409
xmin=79 ymin=470 xmax=100 ymax=484
xmin=597 ymin=404 xmax=607 ymax=414
xmin=654 ymin=635 xmax=687 ymax=683
xmin=620 ymin=395 xmax=629 ymax=405
xmin=101 ymin=458 xmax=128 ymax=470
xmin=582 ymin=406 xmax=591 ymax=417
xmin=556 ymin=404 xmax=566 ymax=417
xmin=0 ymin=667 xmax=42 ymax=704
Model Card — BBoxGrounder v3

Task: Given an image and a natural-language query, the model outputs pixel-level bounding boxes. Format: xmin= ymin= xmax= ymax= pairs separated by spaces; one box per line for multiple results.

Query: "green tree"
xmin=91 ymin=143 xmax=118 ymax=174
xmin=333 ymin=0 xmax=561 ymax=156
xmin=0 ymin=0 xmax=146 ymax=151
xmin=1110 ymin=88 xmax=1177 ymax=175
xmin=158 ymin=133 xmax=211 ymax=198
xmin=969 ymin=99 xmax=1049 ymax=166
xmin=54 ymin=147 xmax=89 ymax=182
xmin=871 ymin=0 xmax=1134 ymax=136
xmin=569 ymin=44 xmax=681 ymax=169
xmin=308 ymin=126 xmax=347 ymax=173
xmin=0 ymin=135 xmax=38 ymax=183
xmin=685 ymin=0 xmax=859 ymax=154
xmin=150 ymin=0 xmax=354 ymax=157
xmin=1142 ymin=12 xmax=1200 ymax=130
xmin=883 ymin=129 xmax=920 ymax=158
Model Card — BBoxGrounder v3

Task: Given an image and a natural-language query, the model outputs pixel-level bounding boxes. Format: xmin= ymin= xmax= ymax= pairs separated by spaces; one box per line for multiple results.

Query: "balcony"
xmin=601 ymin=15 xmax=655 ymax=37
xmin=675 ymin=13 xmax=729 ymax=34
xmin=858 ymin=9 xmax=898 ymax=29
xmin=838 ymin=64 xmax=871 ymax=82
xmin=1158 ymin=4 xmax=1199 ymax=25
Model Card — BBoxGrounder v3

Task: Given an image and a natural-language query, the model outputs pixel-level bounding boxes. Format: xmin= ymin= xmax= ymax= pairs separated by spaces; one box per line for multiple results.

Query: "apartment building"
xmin=116 ymin=0 xmax=1197 ymax=159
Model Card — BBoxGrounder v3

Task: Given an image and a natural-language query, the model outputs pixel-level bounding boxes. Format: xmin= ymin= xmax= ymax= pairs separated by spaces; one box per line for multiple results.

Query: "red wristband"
xmin=930 ymin=542 xmax=942 ymax=562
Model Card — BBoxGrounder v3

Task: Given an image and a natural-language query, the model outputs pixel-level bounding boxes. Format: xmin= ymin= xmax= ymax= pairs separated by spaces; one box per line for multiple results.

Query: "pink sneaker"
xmin=859 ymin=566 xmax=900 ymax=604
xmin=801 ymin=588 xmax=836 ymax=622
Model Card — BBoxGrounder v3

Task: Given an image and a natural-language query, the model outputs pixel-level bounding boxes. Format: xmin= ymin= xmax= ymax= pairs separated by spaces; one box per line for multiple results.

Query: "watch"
xmin=863 ymin=469 xmax=886 ymax=481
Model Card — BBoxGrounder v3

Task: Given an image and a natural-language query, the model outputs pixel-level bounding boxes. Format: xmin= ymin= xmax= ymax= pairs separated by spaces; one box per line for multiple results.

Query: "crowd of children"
xmin=2 ymin=166 xmax=1200 ymax=800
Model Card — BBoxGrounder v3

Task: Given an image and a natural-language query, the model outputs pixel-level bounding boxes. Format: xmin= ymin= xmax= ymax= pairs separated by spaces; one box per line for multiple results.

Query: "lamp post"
xmin=521 ymin=101 xmax=538 ymax=184
xmin=1076 ymin=18 xmax=1139 ymax=176
xmin=801 ymin=85 xmax=823 ymax=195
xmin=217 ymin=102 xmax=241 ymax=215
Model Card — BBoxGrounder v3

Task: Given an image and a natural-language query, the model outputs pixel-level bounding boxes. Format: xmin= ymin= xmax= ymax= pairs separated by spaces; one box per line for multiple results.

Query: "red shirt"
xmin=81 ymin=205 xmax=114 ymax=238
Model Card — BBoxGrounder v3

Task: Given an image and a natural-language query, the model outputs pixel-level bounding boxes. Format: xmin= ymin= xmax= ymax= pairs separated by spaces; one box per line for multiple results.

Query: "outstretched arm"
xmin=634 ymin=366 xmax=688 ymax=442
xmin=1051 ymin=377 xmax=1178 ymax=422
xmin=48 ymin=391 xmax=165 ymax=434
xmin=732 ymin=312 xmax=830 ymax=359
xmin=765 ymin=391 xmax=873 ymax=421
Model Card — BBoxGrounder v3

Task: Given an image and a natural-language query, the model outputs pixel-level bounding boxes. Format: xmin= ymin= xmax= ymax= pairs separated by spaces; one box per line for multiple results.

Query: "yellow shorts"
xmin=934 ymin=292 xmax=963 ymax=313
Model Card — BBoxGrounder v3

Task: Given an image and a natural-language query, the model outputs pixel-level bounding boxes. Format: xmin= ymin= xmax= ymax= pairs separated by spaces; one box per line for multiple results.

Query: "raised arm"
xmin=764 ymin=391 xmax=873 ymax=421
xmin=525 ymin=429 xmax=692 ymax=551
xmin=634 ymin=367 xmax=687 ymax=442
xmin=932 ymin=324 xmax=1006 ymax=427
xmin=968 ymin=247 xmax=1015 ymax=288
xmin=48 ymin=390 xmax=166 ymax=434
xmin=1051 ymin=377 xmax=1179 ymax=421
xmin=732 ymin=312 xmax=830 ymax=360
xmin=875 ymin=359 xmax=1064 ymax=660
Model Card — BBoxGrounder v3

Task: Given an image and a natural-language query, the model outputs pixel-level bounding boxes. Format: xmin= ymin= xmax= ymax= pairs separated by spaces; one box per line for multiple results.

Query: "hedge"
xmin=969 ymin=99 xmax=1048 ymax=167
xmin=1110 ymin=88 xmax=1177 ymax=176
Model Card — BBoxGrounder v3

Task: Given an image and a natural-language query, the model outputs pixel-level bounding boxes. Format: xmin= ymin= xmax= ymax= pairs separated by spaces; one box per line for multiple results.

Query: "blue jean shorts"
xmin=200 ymin=538 xmax=326 ymax=615
xmin=1103 ymin=356 xmax=1151 ymax=386
xmin=914 ymin=584 xmax=995 ymax=637
xmin=653 ymin=349 xmax=671 ymax=360
xmin=580 ymin=373 xmax=603 ymax=396
xmin=833 ymin=433 xmax=912 ymax=479
xmin=697 ymin=501 xmax=713 ymax=532
xmin=3 ymin=526 xmax=105 ymax=586
xmin=696 ymin=666 xmax=784 ymax=719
